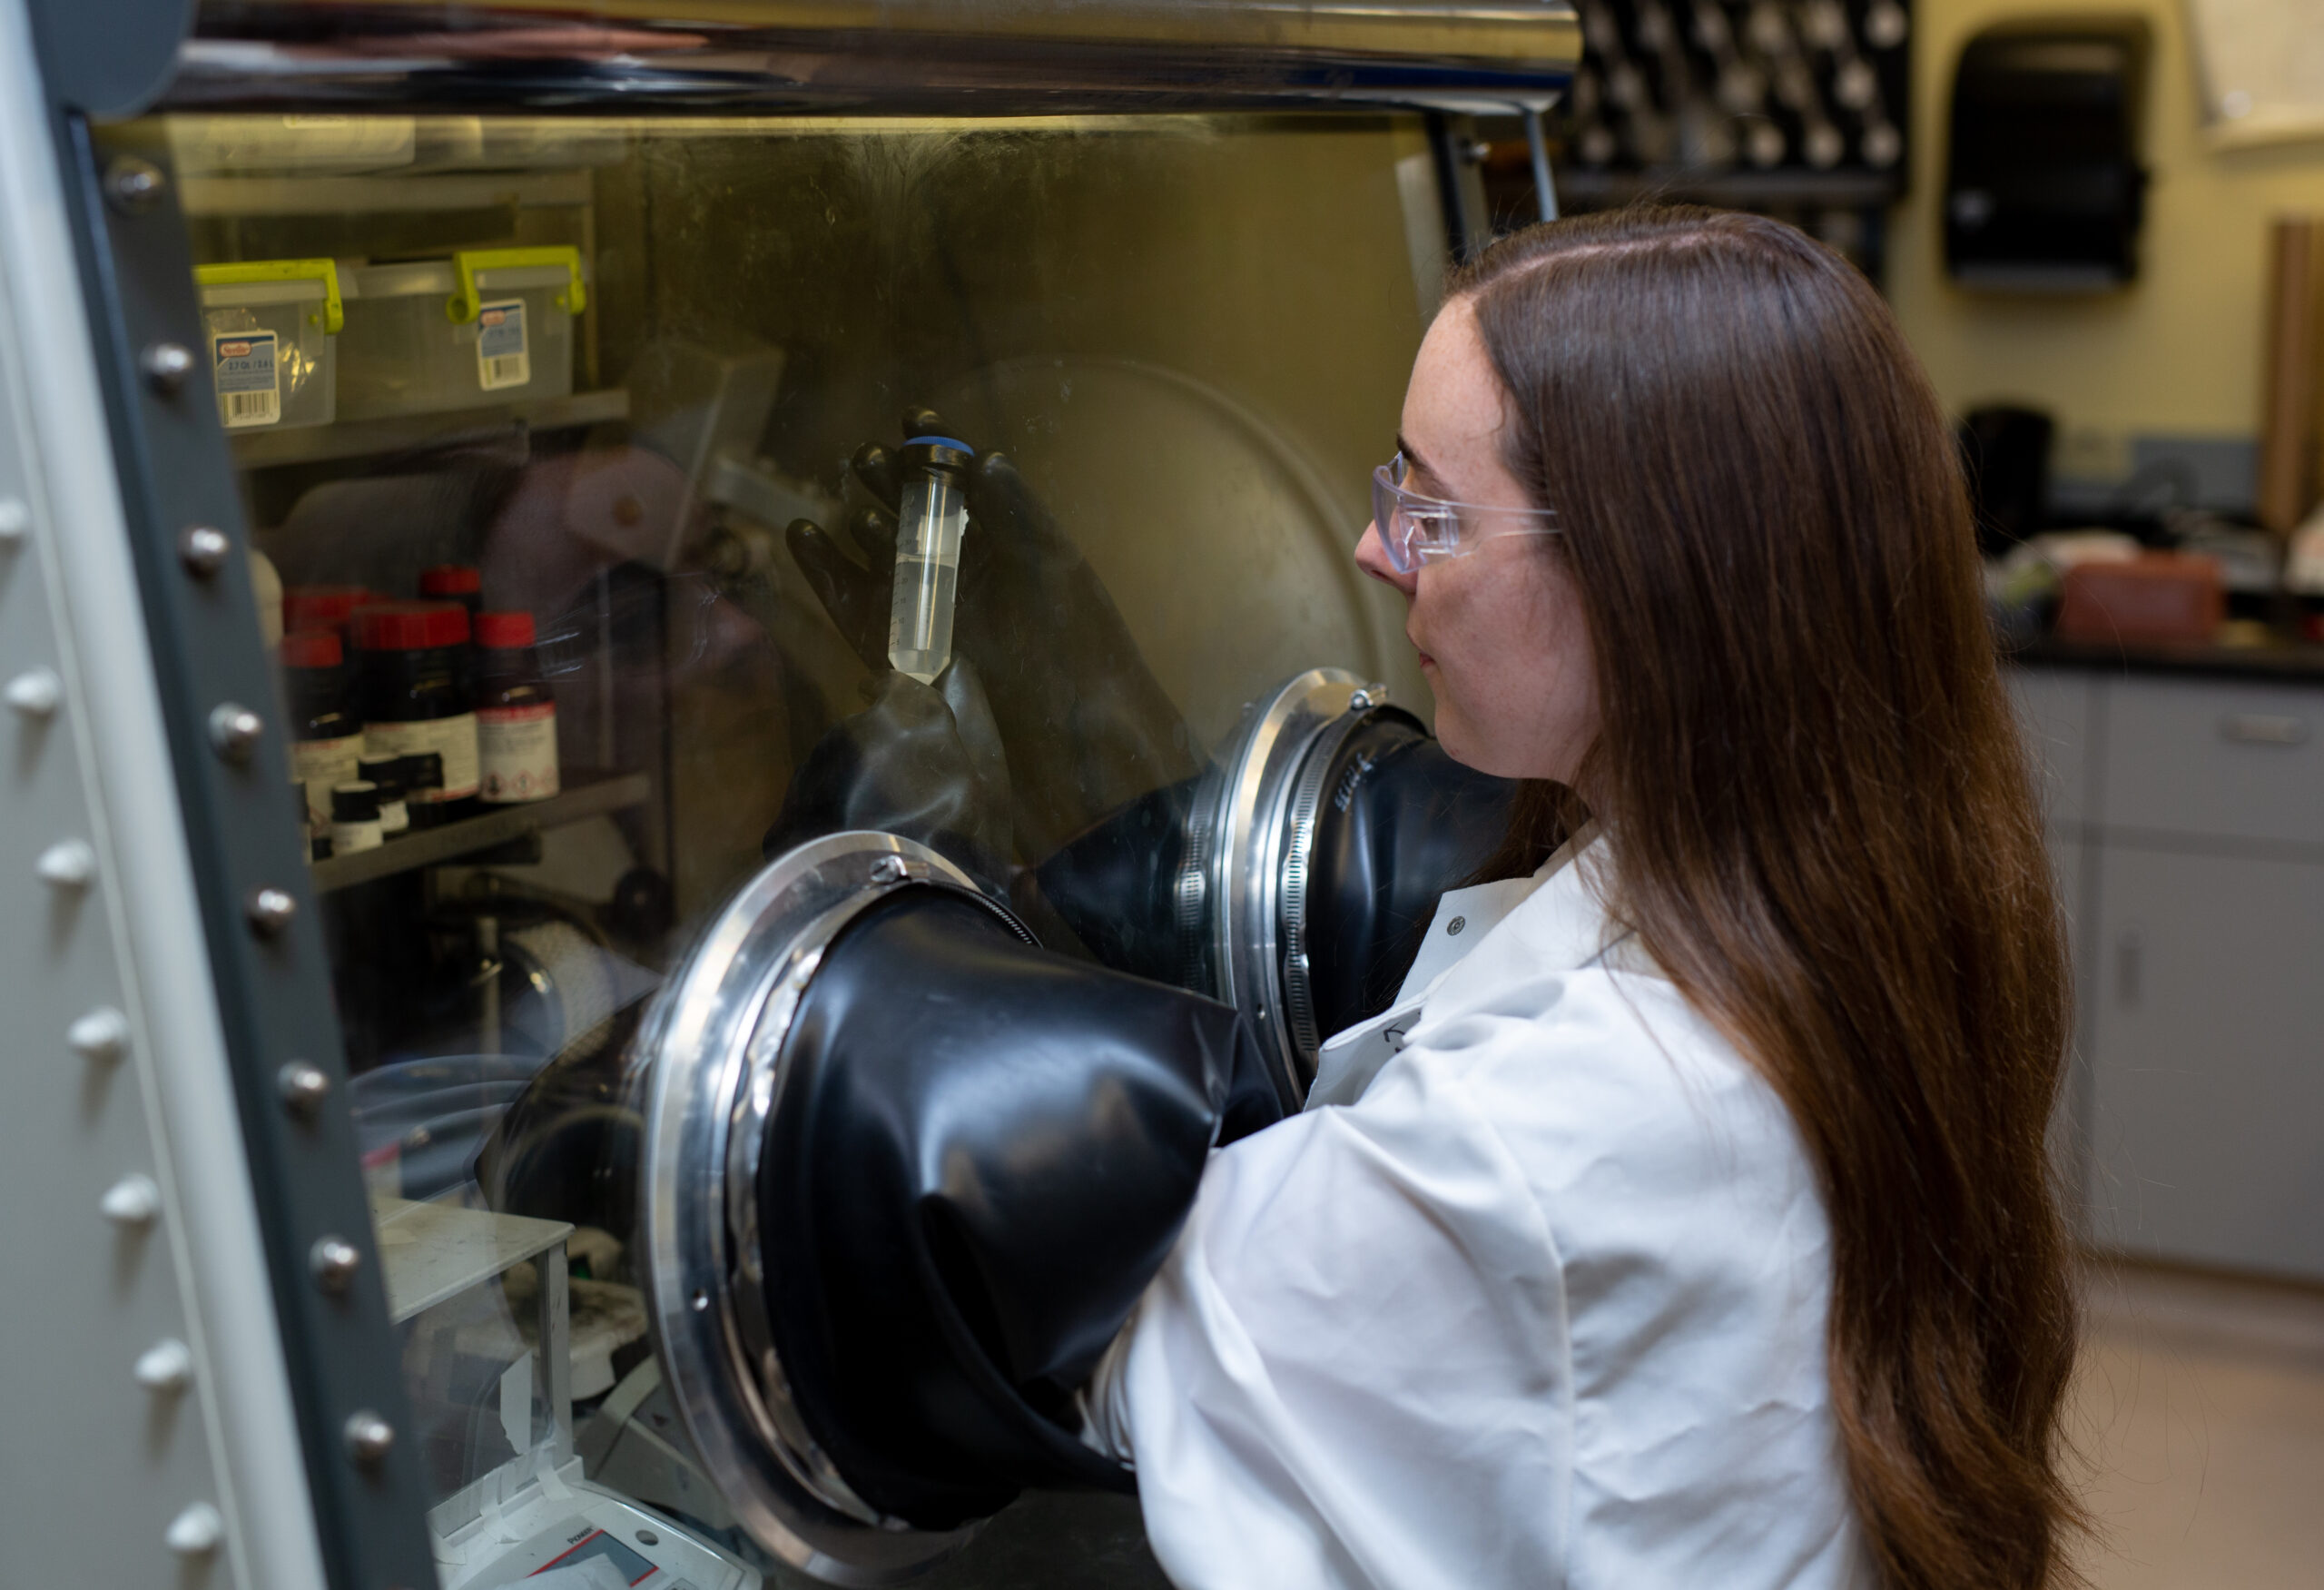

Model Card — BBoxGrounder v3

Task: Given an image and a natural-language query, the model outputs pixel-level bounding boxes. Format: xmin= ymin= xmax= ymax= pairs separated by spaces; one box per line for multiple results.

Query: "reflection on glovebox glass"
xmin=136 ymin=105 xmax=1548 ymax=1590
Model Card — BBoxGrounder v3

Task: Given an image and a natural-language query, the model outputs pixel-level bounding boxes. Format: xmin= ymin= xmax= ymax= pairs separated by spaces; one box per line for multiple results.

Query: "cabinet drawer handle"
xmin=2221 ymin=712 xmax=2309 ymax=746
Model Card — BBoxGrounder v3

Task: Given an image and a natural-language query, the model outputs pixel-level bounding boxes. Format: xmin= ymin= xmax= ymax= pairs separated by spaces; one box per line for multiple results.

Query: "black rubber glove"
xmin=759 ymin=884 xmax=1282 ymax=1530
xmin=1034 ymin=708 xmax=1525 ymax=1056
xmin=1029 ymin=775 xmax=1201 ymax=989
xmin=785 ymin=410 xmax=1202 ymax=861
xmin=761 ymin=660 xmax=1015 ymax=891
xmin=1300 ymin=716 xmax=1526 ymax=1036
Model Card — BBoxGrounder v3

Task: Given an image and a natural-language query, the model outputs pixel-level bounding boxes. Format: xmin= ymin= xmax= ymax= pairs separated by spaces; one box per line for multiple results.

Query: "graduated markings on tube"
xmin=476 ymin=300 xmax=529 ymax=391
xmin=212 ymin=331 xmax=280 ymax=427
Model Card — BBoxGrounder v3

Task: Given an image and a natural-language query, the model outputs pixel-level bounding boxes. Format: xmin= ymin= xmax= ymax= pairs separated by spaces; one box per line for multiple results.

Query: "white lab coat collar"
xmin=1306 ymin=822 xmax=1634 ymax=1110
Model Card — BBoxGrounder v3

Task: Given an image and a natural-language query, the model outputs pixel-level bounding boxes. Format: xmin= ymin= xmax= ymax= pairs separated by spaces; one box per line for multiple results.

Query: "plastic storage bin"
xmin=337 ymin=246 xmax=585 ymax=420
xmin=194 ymin=259 xmax=342 ymax=430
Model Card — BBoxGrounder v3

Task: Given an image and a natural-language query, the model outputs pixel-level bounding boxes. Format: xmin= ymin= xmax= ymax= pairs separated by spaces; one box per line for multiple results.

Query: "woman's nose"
xmin=1354 ymin=520 xmax=1418 ymax=597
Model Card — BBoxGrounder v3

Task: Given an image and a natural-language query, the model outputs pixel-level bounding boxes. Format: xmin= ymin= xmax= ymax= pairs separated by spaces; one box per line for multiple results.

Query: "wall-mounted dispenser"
xmin=1945 ymin=17 xmax=2151 ymax=291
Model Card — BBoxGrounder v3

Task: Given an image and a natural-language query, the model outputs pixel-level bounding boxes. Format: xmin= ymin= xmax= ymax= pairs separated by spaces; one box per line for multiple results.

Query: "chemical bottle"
xmin=282 ymin=585 xmax=376 ymax=647
xmin=402 ymin=751 xmax=448 ymax=831
xmin=292 ymin=780 xmax=330 ymax=860
xmin=282 ymin=628 xmax=364 ymax=826
xmin=474 ymin=611 xmax=561 ymax=803
xmin=330 ymin=781 xmax=384 ymax=854
xmin=357 ymin=754 xmax=411 ymax=839
xmin=355 ymin=602 xmax=479 ymax=818
xmin=419 ymin=563 xmax=484 ymax=620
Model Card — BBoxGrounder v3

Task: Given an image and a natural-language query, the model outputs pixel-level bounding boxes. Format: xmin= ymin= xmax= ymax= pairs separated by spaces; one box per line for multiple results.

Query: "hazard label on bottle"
xmin=478 ymin=702 xmax=559 ymax=803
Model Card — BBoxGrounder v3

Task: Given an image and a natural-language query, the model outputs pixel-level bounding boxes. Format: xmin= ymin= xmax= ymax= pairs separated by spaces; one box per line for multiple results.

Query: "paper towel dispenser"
xmin=1945 ymin=18 xmax=2151 ymax=291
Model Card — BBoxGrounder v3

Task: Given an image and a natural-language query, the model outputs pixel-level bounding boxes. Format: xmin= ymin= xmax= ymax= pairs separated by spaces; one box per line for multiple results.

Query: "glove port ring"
xmin=635 ymin=830 xmax=1029 ymax=1582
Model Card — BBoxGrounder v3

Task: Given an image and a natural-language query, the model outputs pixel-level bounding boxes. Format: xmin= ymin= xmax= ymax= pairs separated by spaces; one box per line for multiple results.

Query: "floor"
xmin=2067 ymin=1259 xmax=2324 ymax=1588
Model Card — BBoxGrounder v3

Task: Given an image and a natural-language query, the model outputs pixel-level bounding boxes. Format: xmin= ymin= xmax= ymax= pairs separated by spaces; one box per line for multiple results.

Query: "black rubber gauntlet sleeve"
xmin=757 ymin=885 xmax=1280 ymax=1530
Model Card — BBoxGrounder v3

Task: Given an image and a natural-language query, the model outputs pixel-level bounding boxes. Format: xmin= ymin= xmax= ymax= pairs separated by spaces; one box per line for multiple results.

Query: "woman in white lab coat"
xmin=1078 ymin=208 xmax=2083 ymax=1589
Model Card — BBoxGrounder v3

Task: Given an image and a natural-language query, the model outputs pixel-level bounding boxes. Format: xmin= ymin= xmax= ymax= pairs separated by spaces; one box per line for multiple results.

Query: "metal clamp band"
xmin=636 ymin=830 xmax=1026 ymax=1583
xmin=1183 ymin=668 xmax=1390 ymax=1108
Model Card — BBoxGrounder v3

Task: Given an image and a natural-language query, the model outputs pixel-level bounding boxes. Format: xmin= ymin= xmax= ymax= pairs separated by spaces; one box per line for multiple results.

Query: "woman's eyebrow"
xmin=1394 ymin=432 xmax=1448 ymax=489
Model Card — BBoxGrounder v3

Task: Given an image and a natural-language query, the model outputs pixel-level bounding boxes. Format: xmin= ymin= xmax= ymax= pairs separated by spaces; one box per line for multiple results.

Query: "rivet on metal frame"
xmin=178 ymin=524 xmax=231 ymax=578
xmin=134 ymin=1338 xmax=195 ymax=1394
xmin=103 ymin=157 xmax=167 ymax=214
xmin=164 ymin=1503 xmax=222 ymax=1557
xmin=140 ymin=342 xmax=195 ymax=396
xmin=69 ymin=1006 xmax=131 ymax=1063
xmin=277 ymin=1060 xmax=331 ymax=1121
xmin=101 ymin=1173 xmax=162 ymax=1228
xmin=207 ymin=703 xmax=264 ymax=763
xmin=870 ymin=854 xmax=910 ymax=884
xmin=36 ymin=838 xmax=95 ymax=889
xmin=310 ymin=1235 xmax=361 ymax=1294
xmin=343 ymin=1410 xmax=396 ymax=1466
xmin=245 ymin=886 xmax=297 ymax=936
xmin=6 ymin=667 xmax=61 ymax=719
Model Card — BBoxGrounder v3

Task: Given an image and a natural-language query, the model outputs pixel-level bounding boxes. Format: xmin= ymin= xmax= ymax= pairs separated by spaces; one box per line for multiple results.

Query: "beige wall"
xmin=1886 ymin=0 xmax=2324 ymax=480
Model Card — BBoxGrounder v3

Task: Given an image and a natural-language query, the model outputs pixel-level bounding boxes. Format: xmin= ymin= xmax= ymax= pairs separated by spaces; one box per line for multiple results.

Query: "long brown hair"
xmin=1449 ymin=208 xmax=2081 ymax=1589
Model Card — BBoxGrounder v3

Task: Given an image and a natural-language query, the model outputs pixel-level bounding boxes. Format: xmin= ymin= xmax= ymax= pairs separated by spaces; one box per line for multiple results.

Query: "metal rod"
xmin=171 ymin=0 xmax=1581 ymax=114
xmin=1521 ymin=104 xmax=1559 ymax=222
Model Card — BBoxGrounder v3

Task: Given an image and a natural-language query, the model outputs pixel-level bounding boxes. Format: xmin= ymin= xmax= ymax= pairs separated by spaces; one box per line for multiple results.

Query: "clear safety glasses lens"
xmin=1369 ymin=458 xmax=1557 ymax=576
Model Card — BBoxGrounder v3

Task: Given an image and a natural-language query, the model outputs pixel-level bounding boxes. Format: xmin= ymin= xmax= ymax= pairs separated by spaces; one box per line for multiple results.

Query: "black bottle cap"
xmin=356 ymin=755 xmax=406 ymax=797
xmin=330 ymin=781 xmax=380 ymax=823
xmin=901 ymin=437 xmax=973 ymax=476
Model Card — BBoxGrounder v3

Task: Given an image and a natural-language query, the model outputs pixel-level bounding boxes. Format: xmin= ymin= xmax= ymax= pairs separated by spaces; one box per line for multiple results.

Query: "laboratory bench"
xmin=2013 ymin=635 xmax=2324 ymax=684
xmin=2009 ymin=654 xmax=2324 ymax=1285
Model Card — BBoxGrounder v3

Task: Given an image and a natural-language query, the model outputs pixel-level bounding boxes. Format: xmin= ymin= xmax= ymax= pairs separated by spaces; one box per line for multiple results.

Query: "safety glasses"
xmin=1369 ymin=453 xmax=1561 ymax=575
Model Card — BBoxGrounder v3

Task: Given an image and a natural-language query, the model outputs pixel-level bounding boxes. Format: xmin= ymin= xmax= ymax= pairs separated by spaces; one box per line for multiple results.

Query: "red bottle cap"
xmin=356 ymin=601 xmax=471 ymax=651
xmin=283 ymin=585 xmax=372 ymax=633
xmin=474 ymin=610 xmax=537 ymax=649
xmin=419 ymin=564 xmax=482 ymax=597
xmin=280 ymin=629 xmax=344 ymax=669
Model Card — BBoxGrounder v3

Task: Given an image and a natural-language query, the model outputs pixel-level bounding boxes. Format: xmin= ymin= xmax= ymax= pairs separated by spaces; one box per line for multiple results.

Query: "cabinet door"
xmin=2088 ymin=845 xmax=2324 ymax=1279
xmin=2102 ymin=674 xmax=2324 ymax=848
xmin=2046 ymin=829 xmax=2091 ymax=1224
xmin=2009 ymin=667 xmax=2093 ymax=826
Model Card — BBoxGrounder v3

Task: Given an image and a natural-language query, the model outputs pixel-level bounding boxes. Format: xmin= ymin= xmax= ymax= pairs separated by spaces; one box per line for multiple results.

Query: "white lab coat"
xmin=1081 ymin=830 xmax=1871 ymax=1589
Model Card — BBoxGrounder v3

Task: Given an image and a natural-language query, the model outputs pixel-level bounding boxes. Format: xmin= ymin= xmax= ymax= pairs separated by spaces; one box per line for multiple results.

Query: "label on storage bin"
xmin=478 ymin=702 xmax=559 ymax=804
xmin=212 ymin=331 xmax=281 ymax=428
xmin=364 ymin=714 xmax=480 ymax=802
xmin=476 ymin=299 xmax=529 ymax=391
xmin=290 ymin=734 xmax=364 ymax=822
